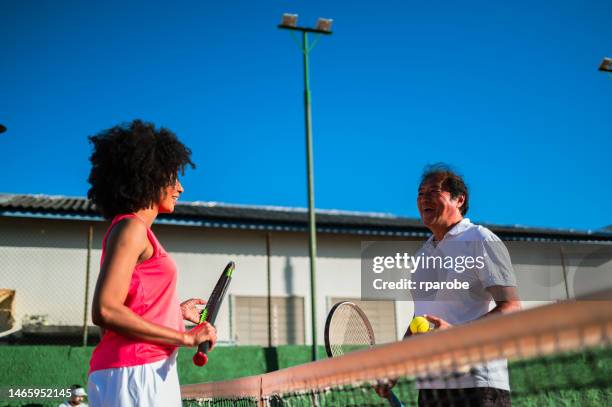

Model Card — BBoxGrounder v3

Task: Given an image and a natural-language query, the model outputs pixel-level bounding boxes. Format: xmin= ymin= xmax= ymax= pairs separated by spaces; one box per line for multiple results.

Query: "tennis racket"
xmin=192 ymin=261 xmax=235 ymax=366
xmin=324 ymin=301 xmax=405 ymax=407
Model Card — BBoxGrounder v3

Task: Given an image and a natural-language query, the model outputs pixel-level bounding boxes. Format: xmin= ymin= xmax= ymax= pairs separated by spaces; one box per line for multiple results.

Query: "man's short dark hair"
xmin=419 ymin=163 xmax=469 ymax=215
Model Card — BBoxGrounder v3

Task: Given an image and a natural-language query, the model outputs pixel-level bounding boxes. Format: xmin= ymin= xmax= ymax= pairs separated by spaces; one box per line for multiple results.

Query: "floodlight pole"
xmin=279 ymin=20 xmax=332 ymax=362
xmin=302 ymin=30 xmax=318 ymax=363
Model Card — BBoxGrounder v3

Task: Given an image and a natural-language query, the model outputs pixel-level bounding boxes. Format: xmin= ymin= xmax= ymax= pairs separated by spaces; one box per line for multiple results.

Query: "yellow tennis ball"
xmin=410 ymin=316 xmax=430 ymax=334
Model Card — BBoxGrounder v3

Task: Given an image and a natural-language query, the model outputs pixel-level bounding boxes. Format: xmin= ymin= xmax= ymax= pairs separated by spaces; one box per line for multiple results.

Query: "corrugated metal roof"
xmin=0 ymin=193 xmax=611 ymax=242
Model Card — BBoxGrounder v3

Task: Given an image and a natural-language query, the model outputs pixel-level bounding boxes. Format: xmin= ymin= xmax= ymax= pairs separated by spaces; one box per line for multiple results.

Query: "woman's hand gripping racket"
xmin=324 ymin=301 xmax=405 ymax=407
xmin=192 ymin=261 xmax=235 ymax=366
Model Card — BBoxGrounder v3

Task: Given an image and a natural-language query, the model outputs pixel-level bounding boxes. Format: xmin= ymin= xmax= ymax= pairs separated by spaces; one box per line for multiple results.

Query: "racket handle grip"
xmin=193 ymin=341 xmax=211 ymax=366
xmin=387 ymin=391 xmax=404 ymax=407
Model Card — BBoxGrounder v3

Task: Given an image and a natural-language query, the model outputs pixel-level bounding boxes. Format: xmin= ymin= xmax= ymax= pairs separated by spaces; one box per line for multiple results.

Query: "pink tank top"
xmin=89 ymin=214 xmax=185 ymax=374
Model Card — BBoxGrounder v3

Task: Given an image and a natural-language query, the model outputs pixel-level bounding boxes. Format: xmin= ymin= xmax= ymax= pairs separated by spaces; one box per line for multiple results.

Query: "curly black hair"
xmin=87 ymin=119 xmax=195 ymax=219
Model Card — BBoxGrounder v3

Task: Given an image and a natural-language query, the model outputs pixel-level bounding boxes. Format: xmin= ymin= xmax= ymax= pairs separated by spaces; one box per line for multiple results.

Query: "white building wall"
xmin=2 ymin=216 xmax=609 ymax=345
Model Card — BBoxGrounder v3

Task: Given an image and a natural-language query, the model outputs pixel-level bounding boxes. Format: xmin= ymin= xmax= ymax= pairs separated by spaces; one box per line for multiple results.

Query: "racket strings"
xmin=329 ymin=305 xmax=374 ymax=357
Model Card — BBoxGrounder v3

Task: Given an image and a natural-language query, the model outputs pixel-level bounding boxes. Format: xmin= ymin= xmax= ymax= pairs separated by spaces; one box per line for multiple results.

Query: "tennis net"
xmin=182 ymin=293 xmax=612 ymax=406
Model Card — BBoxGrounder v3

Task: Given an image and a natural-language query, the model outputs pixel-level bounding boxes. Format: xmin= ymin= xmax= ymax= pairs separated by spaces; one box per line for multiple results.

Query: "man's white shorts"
xmin=87 ymin=351 xmax=181 ymax=407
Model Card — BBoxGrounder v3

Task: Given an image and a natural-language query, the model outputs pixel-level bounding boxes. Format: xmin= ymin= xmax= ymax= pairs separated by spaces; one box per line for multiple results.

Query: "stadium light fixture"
xmin=278 ymin=14 xmax=333 ymax=35
xmin=599 ymin=57 xmax=612 ymax=73
xmin=315 ymin=18 xmax=333 ymax=33
xmin=280 ymin=13 xmax=298 ymax=28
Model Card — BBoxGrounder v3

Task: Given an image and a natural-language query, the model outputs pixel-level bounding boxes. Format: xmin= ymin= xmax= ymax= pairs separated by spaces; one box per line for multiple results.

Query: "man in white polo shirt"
xmin=379 ymin=164 xmax=521 ymax=406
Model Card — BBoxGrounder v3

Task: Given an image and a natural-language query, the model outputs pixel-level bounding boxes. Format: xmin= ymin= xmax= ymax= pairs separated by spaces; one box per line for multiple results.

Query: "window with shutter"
xmin=234 ymin=295 xmax=305 ymax=346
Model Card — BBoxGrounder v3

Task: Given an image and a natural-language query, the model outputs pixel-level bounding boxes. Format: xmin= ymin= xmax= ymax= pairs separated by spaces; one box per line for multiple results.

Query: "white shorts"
xmin=87 ymin=351 xmax=181 ymax=407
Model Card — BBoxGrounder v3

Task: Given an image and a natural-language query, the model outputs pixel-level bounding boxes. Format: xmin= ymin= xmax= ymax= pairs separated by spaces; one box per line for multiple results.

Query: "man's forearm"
xmin=482 ymin=300 xmax=522 ymax=318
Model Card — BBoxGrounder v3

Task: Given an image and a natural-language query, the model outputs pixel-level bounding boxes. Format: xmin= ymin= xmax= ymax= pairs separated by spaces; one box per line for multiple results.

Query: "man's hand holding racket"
xmin=375 ymin=315 xmax=436 ymax=399
xmin=374 ymin=380 xmax=398 ymax=400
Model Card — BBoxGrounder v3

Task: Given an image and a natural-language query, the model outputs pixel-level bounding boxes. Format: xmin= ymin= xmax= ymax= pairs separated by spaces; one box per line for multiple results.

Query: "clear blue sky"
xmin=1 ymin=1 xmax=610 ymax=231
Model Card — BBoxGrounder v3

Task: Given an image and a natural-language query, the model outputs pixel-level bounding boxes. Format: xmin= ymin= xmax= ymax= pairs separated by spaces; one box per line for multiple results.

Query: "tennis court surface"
xmin=182 ymin=291 xmax=612 ymax=406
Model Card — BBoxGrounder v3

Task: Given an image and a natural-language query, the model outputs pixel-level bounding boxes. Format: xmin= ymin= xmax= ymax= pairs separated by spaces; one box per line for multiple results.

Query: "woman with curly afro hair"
xmin=86 ymin=120 xmax=216 ymax=407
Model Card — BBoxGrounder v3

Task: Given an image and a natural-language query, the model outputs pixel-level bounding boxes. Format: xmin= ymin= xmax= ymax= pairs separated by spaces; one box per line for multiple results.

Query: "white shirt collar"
xmin=446 ymin=218 xmax=471 ymax=237
xmin=426 ymin=218 xmax=471 ymax=244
